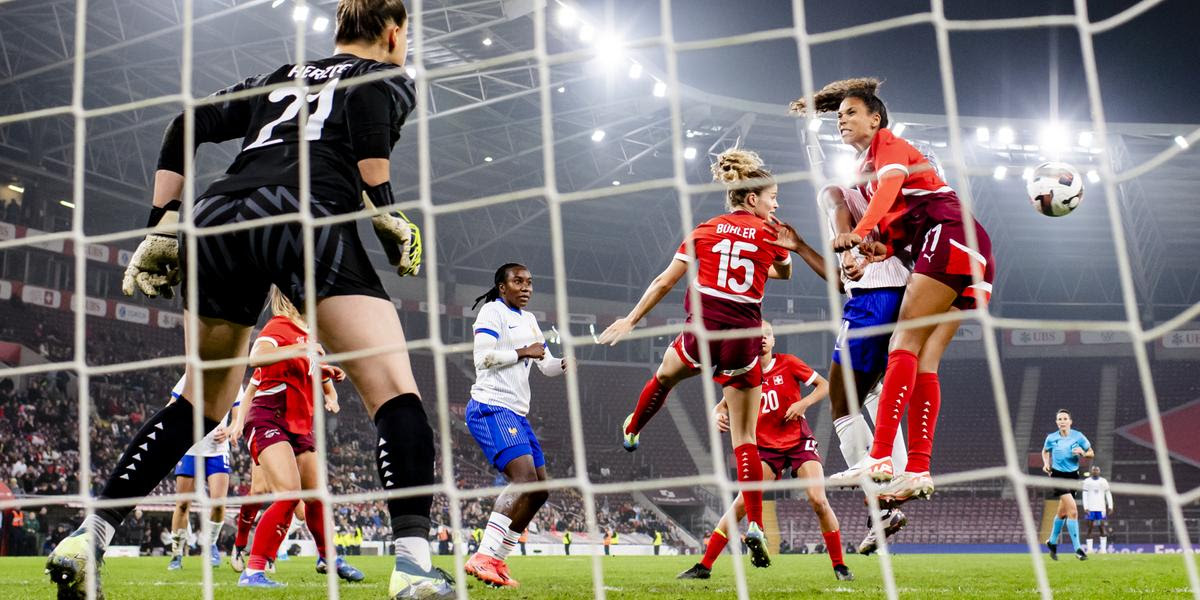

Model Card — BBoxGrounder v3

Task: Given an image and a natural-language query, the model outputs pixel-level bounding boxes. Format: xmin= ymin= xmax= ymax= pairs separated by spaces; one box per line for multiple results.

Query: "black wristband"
xmin=147 ymin=199 xmax=182 ymax=228
xmin=363 ymin=181 xmax=394 ymax=208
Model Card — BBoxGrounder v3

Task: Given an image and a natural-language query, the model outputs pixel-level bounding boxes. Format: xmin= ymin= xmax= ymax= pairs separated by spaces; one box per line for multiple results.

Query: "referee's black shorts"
xmin=180 ymin=186 xmax=388 ymax=326
xmin=1048 ymin=468 xmax=1080 ymax=499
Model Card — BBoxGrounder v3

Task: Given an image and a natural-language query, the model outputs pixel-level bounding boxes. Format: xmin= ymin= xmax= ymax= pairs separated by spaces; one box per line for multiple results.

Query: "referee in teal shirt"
xmin=1042 ymin=409 xmax=1094 ymax=560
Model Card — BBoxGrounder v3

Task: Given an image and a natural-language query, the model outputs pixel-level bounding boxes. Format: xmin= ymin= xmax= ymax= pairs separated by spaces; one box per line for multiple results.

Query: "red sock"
xmin=247 ymin=499 xmax=299 ymax=571
xmin=869 ymin=350 xmax=919 ymax=460
xmin=628 ymin=377 xmax=672 ymax=434
xmin=304 ymin=501 xmax=335 ymax=562
xmin=734 ymin=444 xmax=764 ymax=527
xmin=700 ymin=528 xmax=729 ymax=569
xmin=822 ymin=530 xmax=845 ymax=568
xmin=235 ymin=503 xmax=262 ymax=548
xmin=905 ymin=372 xmax=941 ymax=473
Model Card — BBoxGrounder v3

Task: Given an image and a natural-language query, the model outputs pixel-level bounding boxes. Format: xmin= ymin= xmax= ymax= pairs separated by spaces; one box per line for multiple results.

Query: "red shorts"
xmin=757 ymin=440 xmax=821 ymax=479
xmin=244 ymin=404 xmax=315 ymax=465
xmin=672 ymin=293 xmax=763 ymax=389
xmin=913 ymin=220 xmax=995 ymax=310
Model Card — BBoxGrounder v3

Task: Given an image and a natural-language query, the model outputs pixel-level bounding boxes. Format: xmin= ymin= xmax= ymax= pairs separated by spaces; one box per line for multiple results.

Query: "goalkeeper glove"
xmin=121 ymin=200 xmax=182 ymax=299
xmin=362 ymin=182 xmax=422 ymax=277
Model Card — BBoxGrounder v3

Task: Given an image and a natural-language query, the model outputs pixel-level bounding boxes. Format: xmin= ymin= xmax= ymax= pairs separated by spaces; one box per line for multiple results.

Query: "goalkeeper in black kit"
xmin=46 ymin=1 xmax=452 ymax=599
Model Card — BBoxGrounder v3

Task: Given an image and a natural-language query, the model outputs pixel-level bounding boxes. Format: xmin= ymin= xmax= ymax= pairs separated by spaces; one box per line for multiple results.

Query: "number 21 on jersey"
xmin=712 ymin=239 xmax=757 ymax=294
xmin=244 ymin=78 xmax=339 ymax=151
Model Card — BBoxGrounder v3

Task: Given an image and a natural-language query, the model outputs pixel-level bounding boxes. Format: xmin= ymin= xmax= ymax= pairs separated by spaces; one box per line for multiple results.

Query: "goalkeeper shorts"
xmin=181 ymin=186 xmax=389 ymax=326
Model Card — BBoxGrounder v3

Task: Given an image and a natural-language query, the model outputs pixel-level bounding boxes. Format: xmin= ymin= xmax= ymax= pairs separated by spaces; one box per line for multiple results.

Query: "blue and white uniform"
xmin=466 ymin=299 xmax=565 ymax=471
xmin=822 ymin=185 xmax=910 ymax=375
xmin=1082 ymin=475 xmax=1112 ymax=521
xmin=171 ymin=376 xmax=240 ymax=478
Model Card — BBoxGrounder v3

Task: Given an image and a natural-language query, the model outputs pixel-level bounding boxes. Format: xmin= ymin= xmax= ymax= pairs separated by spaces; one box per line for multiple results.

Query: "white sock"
xmin=207 ymin=520 xmax=224 ymax=545
xmin=834 ymin=413 xmax=874 ymax=467
xmin=286 ymin=516 xmax=304 ymax=537
xmin=1086 ymin=538 xmax=1094 ymax=553
xmin=1100 ymin=537 xmax=1107 ymax=553
xmin=395 ymin=537 xmax=433 ymax=571
xmin=479 ymin=512 xmax=513 ymax=560
xmin=80 ymin=514 xmax=116 ymax=549
xmin=496 ymin=528 xmax=521 ymax=561
xmin=171 ymin=528 xmax=187 ymax=557
xmin=862 ymin=387 xmax=908 ymax=473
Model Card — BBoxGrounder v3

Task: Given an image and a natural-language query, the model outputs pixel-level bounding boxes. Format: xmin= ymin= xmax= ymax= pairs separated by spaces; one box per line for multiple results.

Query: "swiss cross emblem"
xmin=773 ymin=376 xmax=783 ymax=385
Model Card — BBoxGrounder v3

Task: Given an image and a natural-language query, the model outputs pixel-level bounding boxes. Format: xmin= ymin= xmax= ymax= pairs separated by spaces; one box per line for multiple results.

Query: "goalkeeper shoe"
xmin=389 ymin=556 xmax=454 ymax=599
xmin=45 ymin=527 xmax=104 ymax=600
xmin=828 ymin=455 xmax=894 ymax=488
xmin=744 ymin=523 xmax=771 ymax=569
xmin=621 ymin=414 xmax=639 ymax=452
xmin=676 ymin=563 xmax=711 ymax=580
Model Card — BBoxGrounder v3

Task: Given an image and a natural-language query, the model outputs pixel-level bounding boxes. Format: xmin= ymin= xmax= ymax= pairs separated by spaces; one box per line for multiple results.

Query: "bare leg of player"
xmin=623 ymin=347 xmax=700 ymax=450
xmin=313 ymin=295 xmax=450 ymax=594
xmin=206 ymin=472 xmax=229 ymax=566
xmin=466 ymin=457 xmax=548 ymax=587
xmin=797 ymin=461 xmax=853 ymax=579
xmin=169 ymin=477 xmax=195 ymax=569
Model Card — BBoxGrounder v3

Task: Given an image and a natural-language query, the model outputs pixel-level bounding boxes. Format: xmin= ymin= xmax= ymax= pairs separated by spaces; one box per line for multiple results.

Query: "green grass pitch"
xmin=3 ymin=553 xmax=1195 ymax=598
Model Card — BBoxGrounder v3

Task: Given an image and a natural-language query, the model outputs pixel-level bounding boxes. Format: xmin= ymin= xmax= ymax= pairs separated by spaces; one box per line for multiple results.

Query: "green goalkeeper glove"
xmin=363 ymin=183 xmax=422 ymax=277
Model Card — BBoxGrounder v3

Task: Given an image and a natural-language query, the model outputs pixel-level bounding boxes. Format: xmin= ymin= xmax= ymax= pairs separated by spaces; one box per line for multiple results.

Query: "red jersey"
xmin=756 ymin=353 xmax=819 ymax=451
xmin=852 ymin=128 xmax=966 ymax=254
xmin=249 ymin=315 xmax=318 ymax=435
xmin=674 ymin=210 xmax=790 ymax=318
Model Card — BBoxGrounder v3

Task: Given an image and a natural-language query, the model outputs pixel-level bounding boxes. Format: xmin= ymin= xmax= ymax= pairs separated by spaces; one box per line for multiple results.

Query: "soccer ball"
xmin=1025 ymin=161 xmax=1083 ymax=217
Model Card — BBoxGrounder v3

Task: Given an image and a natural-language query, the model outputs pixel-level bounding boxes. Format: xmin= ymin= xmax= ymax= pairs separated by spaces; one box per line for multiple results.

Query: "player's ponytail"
xmin=336 ymin=0 xmax=409 ymax=45
xmin=471 ymin=263 xmax=525 ymax=311
xmin=268 ymin=286 xmax=305 ymax=328
xmin=789 ymin=77 xmax=889 ymax=129
xmin=712 ymin=149 xmax=774 ymax=211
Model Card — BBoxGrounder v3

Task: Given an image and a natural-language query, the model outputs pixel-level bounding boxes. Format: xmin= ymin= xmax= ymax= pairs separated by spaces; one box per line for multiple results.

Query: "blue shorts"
xmin=832 ymin=287 xmax=905 ymax=376
xmin=465 ymin=399 xmax=545 ymax=472
xmin=1087 ymin=511 xmax=1106 ymax=521
xmin=174 ymin=454 xmax=231 ymax=478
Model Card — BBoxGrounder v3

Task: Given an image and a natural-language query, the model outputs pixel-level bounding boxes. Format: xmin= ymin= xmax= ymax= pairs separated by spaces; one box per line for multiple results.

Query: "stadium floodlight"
xmin=59 ymin=200 xmax=75 ymax=208
xmin=482 ymin=37 xmax=493 ymax=47
xmin=556 ymin=4 xmax=578 ymax=29
xmin=996 ymin=126 xmax=1015 ymax=145
xmin=1086 ymin=169 xmax=1101 ymax=183
xmin=292 ymin=4 xmax=308 ymax=21
xmin=311 ymin=16 xmax=328 ymax=32
xmin=992 ymin=165 xmax=1008 ymax=180
xmin=591 ymin=129 xmax=606 ymax=143
xmin=652 ymin=80 xmax=667 ymax=98
xmin=579 ymin=24 xmax=595 ymax=43
xmin=1022 ymin=166 xmax=1034 ymax=182
xmin=807 ymin=119 xmax=822 ymax=133
xmin=612 ymin=180 xmax=621 ymax=186
xmin=627 ymin=62 xmax=643 ymax=79
xmin=556 ymin=86 xmax=566 ymax=93
xmin=484 ymin=156 xmax=493 ymax=163
xmin=833 ymin=154 xmax=857 ymax=181
xmin=975 ymin=127 xmax=990 ymax=143
xmin=594 ymin=34 xmax=623 ymax=69
xmin=1078 ymin=131 xmax=1094 ymax=148
xmin=270 ymin=0 xmax=286 ymax=7
xmin=684 ymin=147 xmax=697 ymax=160
xmin=1175 ymin=135 xmax=1190 ymax=149
xmin=1039 ymin=122 xmax=1070 ymax=154
xmin=7 ymin=183 xmax=24 ymax=193
xmin=891 ymin=122 xmax=906 ymax=136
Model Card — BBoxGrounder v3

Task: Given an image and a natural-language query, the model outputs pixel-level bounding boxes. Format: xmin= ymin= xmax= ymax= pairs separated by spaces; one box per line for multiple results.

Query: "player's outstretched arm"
xmin=247 ymin=338 xmax=323 ymax=368
xmin=787 ymin=374 xmax=830 ymax=422
xmin=599 ymin=259 xmax=688 ymax=345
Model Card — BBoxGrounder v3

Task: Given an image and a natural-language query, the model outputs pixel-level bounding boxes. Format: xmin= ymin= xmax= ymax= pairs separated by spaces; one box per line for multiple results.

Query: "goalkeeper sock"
xmin=869 ymin=350 xmax=918 ymax=461
xmin=700 ymin=528 xmax=728 ymax=569
xmin=235 ymin=503 xmax=261 ymax=548
xmin=1066 ymin=519 xmax=1081 ymax=551
xmin=734 ymin=444 xmax=764 ymax=528
xmin=96 ymin=398 xmax=220 ymax=528
xmin=1049 ymin=517 xmax=1064 ymax=544
xmin=905 ymin=373 xmax=941 ymax=473
xmin=629 ymin=376 xmax=672 ymax=434
xmin=822 ymin=530 xmax=845 ymax=568
xmin=374 ymin=394 xmax=434 ymax=572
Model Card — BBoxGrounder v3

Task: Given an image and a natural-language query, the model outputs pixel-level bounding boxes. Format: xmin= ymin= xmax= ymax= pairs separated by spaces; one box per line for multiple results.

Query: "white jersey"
xmin=170 ymin=376 xmax=240 ymax=457
xmin=470 ymin=299 xmax=564 ymax=416
xmin=821 ymin=184 xmax=911 ymax=291
xmin=1081 ymin=476 xmax=1113 ymax=513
